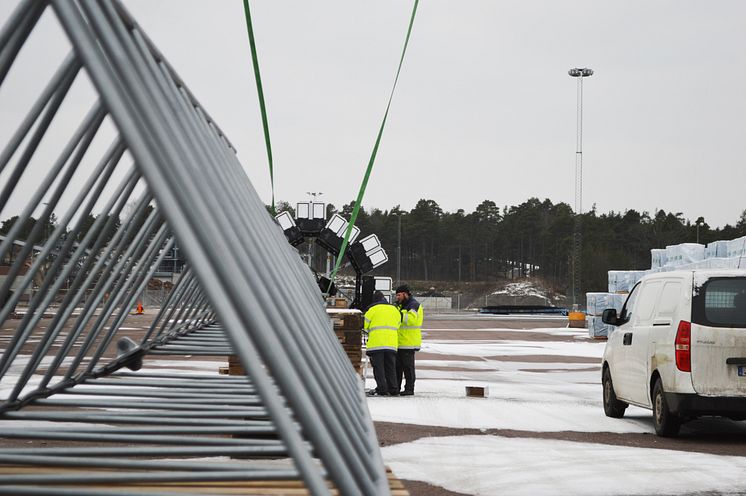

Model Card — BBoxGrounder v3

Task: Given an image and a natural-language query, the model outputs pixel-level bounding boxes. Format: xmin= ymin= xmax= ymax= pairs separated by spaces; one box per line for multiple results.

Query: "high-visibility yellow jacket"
xmin=364 ymin=301 xmax=400 ymax=352
xmin=398 ymin=297 xmax=423 ymax=350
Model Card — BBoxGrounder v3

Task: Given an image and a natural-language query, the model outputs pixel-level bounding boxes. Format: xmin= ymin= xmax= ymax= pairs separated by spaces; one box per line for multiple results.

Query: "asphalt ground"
xmin=4 ymin=311 xmax=746 ymax=495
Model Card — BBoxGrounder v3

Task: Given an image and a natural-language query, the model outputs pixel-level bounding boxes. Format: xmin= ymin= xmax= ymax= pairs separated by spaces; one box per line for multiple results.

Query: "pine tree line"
xmin=276 ymin=198 xmax=746 ymax=293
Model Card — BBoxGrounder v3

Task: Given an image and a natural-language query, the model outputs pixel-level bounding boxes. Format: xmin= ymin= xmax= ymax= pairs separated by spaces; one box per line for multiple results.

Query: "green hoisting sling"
xmin=242 ymin=0 xmax=419 ymax=284
xmin=242 ymin=0 xmax=275 ymax=214
xmin=328 ymin=0 xmax=420 ymax=289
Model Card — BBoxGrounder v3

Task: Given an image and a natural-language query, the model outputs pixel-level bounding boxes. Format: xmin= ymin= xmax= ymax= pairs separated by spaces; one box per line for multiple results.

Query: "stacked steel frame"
xmin=0 ymin=1 xmax=388 ymax=494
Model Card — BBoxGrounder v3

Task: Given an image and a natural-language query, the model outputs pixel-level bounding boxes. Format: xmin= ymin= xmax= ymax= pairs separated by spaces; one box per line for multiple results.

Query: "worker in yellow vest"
xmin=395 ymin=284 xmax=423 ymax=396
xmin=364 ymin=291 xmax=400 ymax=397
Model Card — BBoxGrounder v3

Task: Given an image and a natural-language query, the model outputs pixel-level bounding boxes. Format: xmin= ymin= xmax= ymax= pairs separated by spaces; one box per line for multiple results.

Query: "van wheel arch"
xmin=602 ymin=363 xmax=627 ymax=418
xmin=650 ymin=370 xmax=661 ymax=405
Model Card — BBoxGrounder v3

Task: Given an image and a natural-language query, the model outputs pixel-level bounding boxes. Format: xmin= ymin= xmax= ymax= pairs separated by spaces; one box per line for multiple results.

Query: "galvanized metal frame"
xmin=0 ymin=1 xmax=386 ymax=494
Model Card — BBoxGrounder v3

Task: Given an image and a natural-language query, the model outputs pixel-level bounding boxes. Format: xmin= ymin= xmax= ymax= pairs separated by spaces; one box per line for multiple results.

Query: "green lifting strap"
xmin=242 ymin=0 xmax=275 ymax=214
xmin=329 ymin=0 xmax=419 ymax=288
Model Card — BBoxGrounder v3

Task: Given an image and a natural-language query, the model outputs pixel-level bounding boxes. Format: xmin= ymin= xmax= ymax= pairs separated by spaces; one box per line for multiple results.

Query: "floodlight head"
xmin=275 ymin=211 xmax=304 ymax=246
xmin=347 ymin=236 xmax=388 ymax=274
xmin=325 ymin=214 xmax=346 ymax=234
xmin=275 ymin=211 xmax=295 ymax=231
xmin=295 ymin=202 xmax=325 ymax=236
xmin=367 ymin=248 xmax=388 ymax=269
xmin=358 ymin=234 xmax=381 ymax=253
xmin=312 ymin=202 xmax=326 ymax=220
xmin=296 ymin=202 xmax=311 ymax=219
xmin=569 ymin=68 xmax=593 ymax=78
xmin=374 ymin=276 xmax=393 ymax=292
xmin=316 ymin=214 xmax=361 ymax=256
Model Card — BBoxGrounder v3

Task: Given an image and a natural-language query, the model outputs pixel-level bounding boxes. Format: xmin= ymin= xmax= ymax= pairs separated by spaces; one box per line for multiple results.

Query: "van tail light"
xmin=675 ymin=320 xmax=691 ymax=372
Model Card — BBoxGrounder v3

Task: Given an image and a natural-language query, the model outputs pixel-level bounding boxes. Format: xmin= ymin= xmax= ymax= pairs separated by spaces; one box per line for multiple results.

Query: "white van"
xmin=601 ymin=270 xmax=746 ymax=436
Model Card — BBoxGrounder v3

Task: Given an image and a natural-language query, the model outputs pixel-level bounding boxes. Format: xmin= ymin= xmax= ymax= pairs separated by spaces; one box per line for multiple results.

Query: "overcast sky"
xmin=2 ymin=1 xmax=745 ymax=228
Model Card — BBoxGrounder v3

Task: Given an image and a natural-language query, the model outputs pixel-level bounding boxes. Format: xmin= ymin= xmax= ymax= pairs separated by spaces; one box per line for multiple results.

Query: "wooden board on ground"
xmin=0 ymin=465 xmax=409 ymax=495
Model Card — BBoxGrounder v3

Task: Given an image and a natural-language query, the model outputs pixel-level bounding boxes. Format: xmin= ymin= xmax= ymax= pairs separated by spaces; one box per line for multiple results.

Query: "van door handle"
xmin=726 ymin=358 xmax=746 ymax=365
xmin=623 ymin=333 xmax=633 ymax=346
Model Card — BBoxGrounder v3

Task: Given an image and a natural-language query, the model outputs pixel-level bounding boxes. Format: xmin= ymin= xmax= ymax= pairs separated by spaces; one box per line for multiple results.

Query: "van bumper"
xmin=665 ymin=393 xmax=746 ymax=418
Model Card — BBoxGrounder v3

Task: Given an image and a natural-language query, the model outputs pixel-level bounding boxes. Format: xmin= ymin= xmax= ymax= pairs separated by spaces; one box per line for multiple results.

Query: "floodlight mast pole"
xmin=568 ymin=67 xmax=593 ymax=308
xmin=305 ymin=192 xmax=322 ymax=268
xmin=397 ymin=212 xmax=401 ymax=285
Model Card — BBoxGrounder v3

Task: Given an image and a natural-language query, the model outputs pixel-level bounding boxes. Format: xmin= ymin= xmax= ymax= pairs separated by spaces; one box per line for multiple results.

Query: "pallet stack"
xmin=219 ymin=355 xmax=246 ymax=376
xmin=327 ymin=308 xmax=364 ymax=376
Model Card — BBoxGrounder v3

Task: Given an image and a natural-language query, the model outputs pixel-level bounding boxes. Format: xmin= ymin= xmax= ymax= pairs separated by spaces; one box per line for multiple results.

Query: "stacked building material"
xmin=608 ymin=270 xmax=646 ymax=293
xmin=596 ymin=237 xmax=745 ymax=340
xmin=704 ymin=240 xmax=728 ymax=259
xmin=327 ymin=308 xmax=364 ymax=376
xmin=725 ymin=236 xmax=746 ymax=259
xmin=665 ymin=243 xmax=705 ymax=267
xmin=650 ymin=248 xmax=667 ymax=269
xmin=586 ymin=292 xmax=627 ymax=338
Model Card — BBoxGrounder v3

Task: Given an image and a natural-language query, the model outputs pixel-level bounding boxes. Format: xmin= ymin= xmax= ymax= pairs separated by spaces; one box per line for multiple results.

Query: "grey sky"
xmin=2 ymin=1 xmax=745 ymax=228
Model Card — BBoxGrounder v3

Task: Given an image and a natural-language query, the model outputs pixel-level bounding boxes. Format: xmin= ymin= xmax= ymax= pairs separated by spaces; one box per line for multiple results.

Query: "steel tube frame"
xmin=0 ymin=1 xmax=387 ymax=494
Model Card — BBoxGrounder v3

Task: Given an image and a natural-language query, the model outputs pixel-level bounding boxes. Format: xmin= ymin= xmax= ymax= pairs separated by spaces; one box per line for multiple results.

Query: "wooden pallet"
xmin=0 ymin=466 xmax=409 ymax=495
xmin=221 ymin=309 xmax=365 ymax=377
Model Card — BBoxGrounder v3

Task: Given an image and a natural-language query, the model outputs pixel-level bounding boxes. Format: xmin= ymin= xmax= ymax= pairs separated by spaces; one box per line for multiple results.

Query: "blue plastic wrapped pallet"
xmin=651 ymin=249 xmax=667 ymax=269
xmin=586 ymin=292 xmax=627 ymax=338
xmin=704 ymin=241 xmax=728 ymax=259
xmin=607 ymin=270 xmax=646 ymax=293
xmin=664 ymin=243 xmax=705 ymax=267
xmin=725 ymin=236 xmax=746 ymax=259
xmin=587 ymin=316 xmax=614 ymax=338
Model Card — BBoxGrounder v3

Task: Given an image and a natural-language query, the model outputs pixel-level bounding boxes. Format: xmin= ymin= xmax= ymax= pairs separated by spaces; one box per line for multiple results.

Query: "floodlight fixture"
xmin=367 ymin=248 xmax=388 ymax=269
xmin=275 ymin=211 xmax=295 ymax=231
xmin=316 ymin=214 xmax=361 ymax=256
xmin=326 ymin=214 xmax=361 ymax=242
xmin=296 ymin=202 xmax=310 ymax=219
xmin=374 ymin=276 xmax=393 ymax=292
xmin=347 ymin=234 xmax=388 ymax=274
xmin=295 ymin=201 xmax=327 ymax=236
xmin=359 ymin=234 xmax=381 ymax=253
xmin=274 ymin=211 xmax=304 ymax=246
xmin=360 ymin=275 xmax=394 ymax=308
xmin=312 ymin=202 xmax=326 ymax=219
xmin=568 ymin=68 xmax=593 ymax=78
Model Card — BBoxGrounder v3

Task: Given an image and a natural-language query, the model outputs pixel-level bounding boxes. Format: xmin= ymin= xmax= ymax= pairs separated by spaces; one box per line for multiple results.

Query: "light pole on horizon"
xmin=305 ymin=192 xmax=322 ymax=268
xmin=568 ymin=67 xmax=593 ymax=308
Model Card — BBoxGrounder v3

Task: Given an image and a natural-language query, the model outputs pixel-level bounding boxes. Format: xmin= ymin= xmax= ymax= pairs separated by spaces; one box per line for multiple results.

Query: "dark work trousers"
xmin=367 ymin=350 xmax=398 ymax=395
xmin=396 ymin=349 xmax=416 ymax=392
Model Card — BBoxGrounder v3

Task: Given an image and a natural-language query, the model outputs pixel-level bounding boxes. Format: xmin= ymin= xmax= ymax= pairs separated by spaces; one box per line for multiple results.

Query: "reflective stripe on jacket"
xmin=398 ymin=297 xmax=423 ymax=350
xmin=364 ymin=301 xmax=400 ymax=352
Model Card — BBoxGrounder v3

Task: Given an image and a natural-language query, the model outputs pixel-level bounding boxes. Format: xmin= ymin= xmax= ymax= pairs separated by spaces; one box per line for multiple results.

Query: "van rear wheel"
xmin=653 ymin=378 xmax=681 ymax=437
xmin=602 ymin=367 xmax=627 ymax=418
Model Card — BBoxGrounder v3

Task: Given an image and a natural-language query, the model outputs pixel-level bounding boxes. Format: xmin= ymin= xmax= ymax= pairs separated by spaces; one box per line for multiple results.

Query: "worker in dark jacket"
xmin=364 ymin=291 xmax=400 ymax=397
xmin=395 ymin=284 xmax=423 ymax=396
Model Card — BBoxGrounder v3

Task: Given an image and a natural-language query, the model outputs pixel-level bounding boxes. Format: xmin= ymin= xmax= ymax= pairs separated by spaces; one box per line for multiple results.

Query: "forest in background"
xmin=2 ymin=198 xmax=745 ymax=295
xmin=276 ymin=198 xmax=746 ymax=294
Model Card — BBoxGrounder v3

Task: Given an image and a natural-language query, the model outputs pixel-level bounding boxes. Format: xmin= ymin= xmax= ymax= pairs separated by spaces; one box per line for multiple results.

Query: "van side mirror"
xmin=602 ymin=308 xmax=619 ymax=326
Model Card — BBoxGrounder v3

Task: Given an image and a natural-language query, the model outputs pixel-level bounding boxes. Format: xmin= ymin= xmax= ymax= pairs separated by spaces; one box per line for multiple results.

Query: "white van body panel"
xmin=603 ymin=270 xmax=746 ymax=410
xmin=690 ymin=323 xmax=746 ymax=396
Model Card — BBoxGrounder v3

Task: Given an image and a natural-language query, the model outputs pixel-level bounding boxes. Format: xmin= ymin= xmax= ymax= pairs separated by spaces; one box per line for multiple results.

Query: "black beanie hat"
xmin=395 ymin=284 xmax=411 ymax=294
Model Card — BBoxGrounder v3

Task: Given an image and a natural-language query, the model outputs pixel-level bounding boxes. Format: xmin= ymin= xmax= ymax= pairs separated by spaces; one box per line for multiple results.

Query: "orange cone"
xmin=136 ymin=302 xmax=144 ymax=315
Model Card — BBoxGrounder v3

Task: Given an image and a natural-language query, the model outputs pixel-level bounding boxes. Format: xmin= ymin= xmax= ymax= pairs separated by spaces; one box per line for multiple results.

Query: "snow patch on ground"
xmin=366 ymin=375 xmax=650 ymax=433
xmin=422 ymin=339 xmax=605 ymax=359
xmin=492 ymin=282 xmax=547 ymax=299
xmin=383 ymin=435 xmax=746 ymax=496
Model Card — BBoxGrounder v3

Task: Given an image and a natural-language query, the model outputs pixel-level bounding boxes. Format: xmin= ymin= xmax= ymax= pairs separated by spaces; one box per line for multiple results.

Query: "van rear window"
xmin=693 ymin=277 xmax=746 ymax=328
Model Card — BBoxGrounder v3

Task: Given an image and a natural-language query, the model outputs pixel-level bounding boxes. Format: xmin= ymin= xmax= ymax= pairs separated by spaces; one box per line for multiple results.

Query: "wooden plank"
xmin=0 ymin=465 xmax=410 ymax=495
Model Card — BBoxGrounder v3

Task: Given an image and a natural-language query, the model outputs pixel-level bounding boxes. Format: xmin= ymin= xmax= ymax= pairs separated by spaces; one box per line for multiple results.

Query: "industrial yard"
xmin=2 ymin=0 xmax=746 ymax=495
